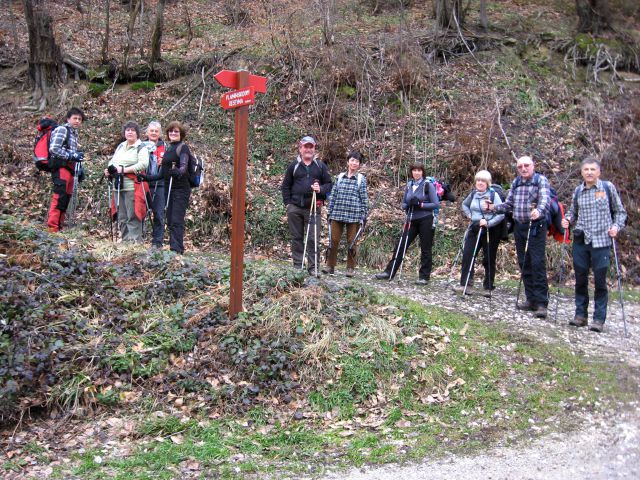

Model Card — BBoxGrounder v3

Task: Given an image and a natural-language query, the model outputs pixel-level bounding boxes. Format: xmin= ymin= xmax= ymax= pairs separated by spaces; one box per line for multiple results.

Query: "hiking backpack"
xmin=425 ymin=176 xmax=456 ymax=203
xmin=336 ymin=172 xmax=364 ymax=188
xmin=513 ymin=173 xmax=567 ymax=243
xmin=177 ymin=143 xmax=205 ymax=188
xmin=33 ymin=118 xmax=69 ymax=172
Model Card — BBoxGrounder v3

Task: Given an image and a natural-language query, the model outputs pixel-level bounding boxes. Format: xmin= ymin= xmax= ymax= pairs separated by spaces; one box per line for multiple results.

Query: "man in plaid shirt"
xmin=486 ymin=156 xmax=551 ymax=318
xmin=47 ymin=107 xmax=85 ymax=232
xmin=562 ymin=157 xmax=627 ymax=332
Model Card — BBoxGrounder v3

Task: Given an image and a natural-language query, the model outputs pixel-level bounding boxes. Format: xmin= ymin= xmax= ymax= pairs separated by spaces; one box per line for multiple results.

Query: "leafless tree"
xmin=315 ymin=0 xmax=336 ymax=45
xmin=123 ymin=0 xmax=142 ymax=71
xmin=23 ymin=0 xmax=65 ymax=110
xmin=434 ymin=0 xmax=465 ymax=30
xmin=575 ymin=0 xmax=611 ymax=34
xmin=101 ymin=0 xmax=111 ymax=64
xmin=150 ymin=0 xmax=166 ymax=67
xmin=479 ymin=0 xmax=488 ymax=31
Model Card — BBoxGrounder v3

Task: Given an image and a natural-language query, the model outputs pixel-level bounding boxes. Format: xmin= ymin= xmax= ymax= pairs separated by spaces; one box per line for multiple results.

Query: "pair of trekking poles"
xmin=301 ymin=190 xmax=320 ymax=277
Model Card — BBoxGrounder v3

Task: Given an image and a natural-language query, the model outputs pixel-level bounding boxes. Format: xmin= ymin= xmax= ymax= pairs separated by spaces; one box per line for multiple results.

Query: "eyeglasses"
xmin=168 ymin=130 xmax=180 ymax=134
xmin=517 ymin=164 xmax=533 ymax=169
xmin=301 ymin=143 xmax=315 ymax=148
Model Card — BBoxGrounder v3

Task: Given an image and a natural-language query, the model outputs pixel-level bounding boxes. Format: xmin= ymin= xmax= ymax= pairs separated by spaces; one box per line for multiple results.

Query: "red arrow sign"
xmin=220 ymin=87 xmax=255 ymax=109
xmin=214 ymin=70 xmax=267 ymax=93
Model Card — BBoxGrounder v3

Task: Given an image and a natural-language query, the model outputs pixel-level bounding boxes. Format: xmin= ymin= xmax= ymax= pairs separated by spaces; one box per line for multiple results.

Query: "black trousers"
xmin=459 ymin=224 xmax=501 ymax=289
xmin=167 ymin=187 xmax=190 ymax=254
xmin=514 ymin=220 xmax=548 ymax=307
xmin=384 ymin=215 xmax=434 ymax=280
xmin=149 ymin=183 xmax=165 ymax=247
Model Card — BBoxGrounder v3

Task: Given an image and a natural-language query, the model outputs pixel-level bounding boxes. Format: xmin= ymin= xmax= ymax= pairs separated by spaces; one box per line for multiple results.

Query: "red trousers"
xmin=47 ymin=167 xmax=74 ymax=232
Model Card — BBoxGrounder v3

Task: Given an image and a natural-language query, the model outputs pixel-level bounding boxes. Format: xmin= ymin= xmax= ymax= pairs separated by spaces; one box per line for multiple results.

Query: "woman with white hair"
xmin=454 ymin=170 xmax=504 ymax=296
xmin=138 ymin=120 xmax=166 ymax=249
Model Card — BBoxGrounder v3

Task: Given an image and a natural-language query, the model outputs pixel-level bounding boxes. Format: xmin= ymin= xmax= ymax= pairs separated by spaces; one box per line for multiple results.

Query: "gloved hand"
xmin=70 ymin=151 xmax=84 ymax=162
xmin=169 ymin=168 xmax=181 ymax=178
xmin=136 ymin=173 xmax=147 ymax=182
xmin=107 ymin=165 xmax=119 ymax=176
xmin=409 ymin=197 xmax=420 ymax=207
xmin=77 ymin=165 xmax=85 ymax=183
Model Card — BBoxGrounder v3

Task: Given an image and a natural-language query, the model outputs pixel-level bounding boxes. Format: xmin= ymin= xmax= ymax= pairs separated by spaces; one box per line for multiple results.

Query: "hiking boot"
xmin=308 ymin=268 xmax=319 ymax=278
xmin=452 ymin=284 xmax=474 ymax=295
xmin=534 ymin=305 xmax=548 ymax=319
xmin=479 ymin=288 xmax=492 ymax=298
xmin=589 ymin=321 xmax=605 ymax=333
xmin=375 ymin=272 xmax=390 ymax=280
xmin=321 ymin=266 xmax=335 ymax=275
xmin=569 ymin=316 xmax=588 ymax=327
xmin=516 ymin=300 xmax=535 ymax=311
xmin=415 ymin=278 xmax=429 ymax=285
xmin=345 ymin=269 xmax=355 ymax=278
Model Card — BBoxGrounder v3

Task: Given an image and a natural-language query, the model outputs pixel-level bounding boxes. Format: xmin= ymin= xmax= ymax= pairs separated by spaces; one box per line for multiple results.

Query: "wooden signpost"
xmin=215 ymin=69 xmax=267 ymax=319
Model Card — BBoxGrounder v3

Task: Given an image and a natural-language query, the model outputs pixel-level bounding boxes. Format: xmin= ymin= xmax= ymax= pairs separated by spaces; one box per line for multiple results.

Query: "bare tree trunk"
xmin=316 ymin=0 xmax=336 ymax=46
xmin=23 ymin=0 xmax=65 ymax=110
xmin=123 ymin=0 xmax=141 ymax=72
xmin=576 ymin=0 xmax=611 ymax=34
xmin=101 ymin=0 xmax=110 ymax=64
xmin=479 ymin=0 xmax=488 ymax=31
xmin=150 ymin=0 xmax=166 ymax=67
xmin=435 ymin=0 xmax=465 ymax=31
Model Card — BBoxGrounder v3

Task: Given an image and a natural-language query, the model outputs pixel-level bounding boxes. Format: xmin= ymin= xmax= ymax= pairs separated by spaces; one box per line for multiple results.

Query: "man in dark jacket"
xmin=47 ymin=107 xmax=85 ymax=232
xmin=281 ymin=136 xmax=332 ymax=275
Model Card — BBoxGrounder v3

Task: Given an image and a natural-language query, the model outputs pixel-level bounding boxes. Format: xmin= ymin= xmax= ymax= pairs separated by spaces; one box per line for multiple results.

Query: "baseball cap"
xmin=300 ymin=135 xmax=317 ymax=146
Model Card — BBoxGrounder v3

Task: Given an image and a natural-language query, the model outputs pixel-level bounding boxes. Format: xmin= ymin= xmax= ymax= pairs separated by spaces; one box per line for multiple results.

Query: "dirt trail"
xmin=319 ymin=272 xmax=640 ymax=480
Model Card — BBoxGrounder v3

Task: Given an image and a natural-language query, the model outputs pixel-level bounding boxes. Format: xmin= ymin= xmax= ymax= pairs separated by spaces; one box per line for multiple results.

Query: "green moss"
xmin=130 ymin=81 xmax=157 ymax=92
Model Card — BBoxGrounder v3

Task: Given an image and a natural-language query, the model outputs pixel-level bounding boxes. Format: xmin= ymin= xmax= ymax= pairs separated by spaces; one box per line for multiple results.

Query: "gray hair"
xmin=475 ymin=169 xmax=492 ymax=185
xmin=147 ymin=120 xmax=162 ymax=131
xmin=581 ymin=156 xmax=601 ymax=169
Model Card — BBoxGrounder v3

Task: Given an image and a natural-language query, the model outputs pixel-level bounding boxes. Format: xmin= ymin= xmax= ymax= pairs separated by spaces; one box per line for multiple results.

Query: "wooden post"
xmin=229 ymin=70 xmax=249 ymax=319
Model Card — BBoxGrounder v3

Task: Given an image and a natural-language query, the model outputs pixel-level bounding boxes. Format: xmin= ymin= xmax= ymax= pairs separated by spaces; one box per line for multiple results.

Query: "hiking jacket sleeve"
xmin=565 ymin=185 xmax=581 ymax=225
xmin=281 ymin=162 xmax=296 ymax=206
xmin=461 ymin=191 xmax=474 ymax=219
xmin=49 ymin=125 xmax=74 ymax=162
xmin=360 ymin=176 xmax=369 ymax=221
xmin=534 ymin=174 xmax=551 ymax=217
xmin=174 ymin=144 xmax=190 ymax=177
xmin=608 ymin=183 xmax=627 ymax=230
xmin=486 ymin=194 xmax=504 ymax=228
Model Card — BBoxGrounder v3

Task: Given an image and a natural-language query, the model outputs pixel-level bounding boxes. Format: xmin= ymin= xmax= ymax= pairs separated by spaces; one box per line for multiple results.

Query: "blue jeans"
xmin=573 ymin=240 xmax=610 ymax=323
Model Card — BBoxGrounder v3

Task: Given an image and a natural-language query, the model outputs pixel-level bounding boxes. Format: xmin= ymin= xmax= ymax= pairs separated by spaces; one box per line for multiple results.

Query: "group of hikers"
xmin=45 ymin=108 xmax=193 ymax=254
xmin=280 ymin=136 xmax=627 ymax=333
xmin=41 ymin=111 xmax=628 ymax=333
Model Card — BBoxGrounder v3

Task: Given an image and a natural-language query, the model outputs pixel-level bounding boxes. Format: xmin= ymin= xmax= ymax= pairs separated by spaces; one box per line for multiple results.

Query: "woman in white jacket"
xmin=105 ymin=121 xmax=149 ymax=242
xmin=454 ymin=170 xmax=504 ymax=296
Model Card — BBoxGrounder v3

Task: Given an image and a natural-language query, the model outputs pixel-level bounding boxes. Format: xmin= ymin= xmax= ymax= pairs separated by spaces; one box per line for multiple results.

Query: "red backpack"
xmin=33 ymin=118 xmax=69 ymax=172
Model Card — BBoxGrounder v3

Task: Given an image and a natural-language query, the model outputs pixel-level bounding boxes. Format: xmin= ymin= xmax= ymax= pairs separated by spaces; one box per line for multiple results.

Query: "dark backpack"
xmin=177 ymin=142 xmax=205 ymax=188
xmin=33 ymin=119 xmax=69 ymax=172
xmin=513 ymin=173 xmax=566 ymax=243
xmin=425 ymin=176 xmax=456 ymax=202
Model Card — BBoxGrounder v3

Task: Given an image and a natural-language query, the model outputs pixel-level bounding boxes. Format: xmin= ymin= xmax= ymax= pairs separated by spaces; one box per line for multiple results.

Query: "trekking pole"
xmin=463 ymin=226 xmax=483 ymax=296
xmin=67 ymin=162 xmax=81 ymax=227
xmin=115 ymin=173 xmax=122 ymax=241
xmin=314 ymin=197 xmax=319 ymax=278
xmin=301 ymin=191 xmax=316 ymax=271
xmin=107 ymin=180 xmax=113 ymax=242
xmin=515 ymin=203 xmax=536 ymax=312
xmin=612 ymin=238 xmax=628 ymax=338
xmin=395 ymin=207 xmax=414 ymax=282
xmin=325 ymin=215 xmax=333 ymax=262
xmin=486 ymin=223 xmax=492 ymax=303
xmin=348 ymin=219 xmax=366 ymax=255
xmin=553 ymin=228 xmax=569 ymax=323
xmin=389 ymin=208 xmax=412 ymax=282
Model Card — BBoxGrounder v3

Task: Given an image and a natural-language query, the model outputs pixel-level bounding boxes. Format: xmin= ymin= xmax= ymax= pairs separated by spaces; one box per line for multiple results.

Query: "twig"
xmin=494 ymin=94 xmax=517 ymax=160
xmin=452 ymin=9 xmax=490 ymax=78
xmin=198 ymin=66 xmax=206 ymax=117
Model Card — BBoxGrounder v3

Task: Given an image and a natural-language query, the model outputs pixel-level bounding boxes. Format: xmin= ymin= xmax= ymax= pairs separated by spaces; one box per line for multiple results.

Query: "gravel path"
xmin=316 ymin=270 xmax=640 ymax=480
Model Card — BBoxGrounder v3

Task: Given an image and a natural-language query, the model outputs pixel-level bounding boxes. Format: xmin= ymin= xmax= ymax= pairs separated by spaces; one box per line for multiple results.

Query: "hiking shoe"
xmin=415 ymin=278 xmax=429 ymax=285
xmin=479 ymin=288 xmax=492 ymax=298
xmin=569 ymin=316 xmax=588 ymax=327
xmin=589 ymin=321 xmax=605 ymax=333
xmin=534 ymin=306 xmax=548 ymax=319
xmin=452 ymin=285 xmax=474 ymax=295
xmin=321 ymin=266 xmax=335 ymax=275
xmin=517 ymin=300 xmax=535 ymax=311
xmin=375 ymin=272 xmax=390 ymax=280
xmin=345 ymin=269 xmax=355 ymax=278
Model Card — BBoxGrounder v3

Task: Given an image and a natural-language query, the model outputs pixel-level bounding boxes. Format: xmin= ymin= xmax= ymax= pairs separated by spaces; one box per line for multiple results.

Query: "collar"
xmin=582 ymin=178 xmax=603 ymax=190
